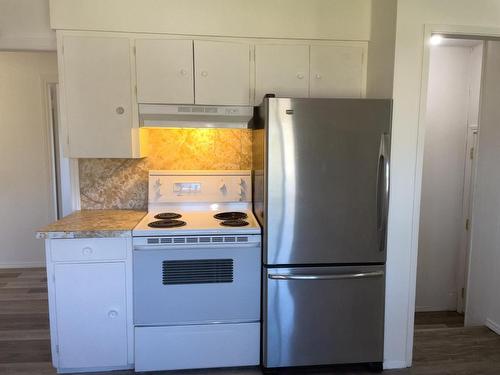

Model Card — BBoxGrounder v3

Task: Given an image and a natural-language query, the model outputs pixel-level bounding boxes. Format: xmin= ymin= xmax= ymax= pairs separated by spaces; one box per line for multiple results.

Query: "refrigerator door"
xmin=264 ymin=98 xmax=391 ymax=265
xmin=262 ymin=265 xmax=385 ymax=368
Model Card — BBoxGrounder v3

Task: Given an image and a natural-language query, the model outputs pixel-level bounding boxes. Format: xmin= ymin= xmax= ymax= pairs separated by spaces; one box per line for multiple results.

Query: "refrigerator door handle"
xmin=268 ymin=271 xmax=384 ymax=281
xmin=376 ymin=133 xmax=390 ymax=252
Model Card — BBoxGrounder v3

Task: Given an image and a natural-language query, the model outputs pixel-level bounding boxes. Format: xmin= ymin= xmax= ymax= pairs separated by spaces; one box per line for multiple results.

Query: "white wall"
xmin=0 ymin=52 xmax=58 ymax=267
xmin=388 ymin=0 xmax=500 ymax=368
xmin=416 ymin=46 xmax=474 ymax=312
xmin=467 ymin=41 xmax=500 ymax=330
xmin=0 ymin=0 xmax=55 ymax=50
xmin=49 ymin=0 xmax=371 ymax=41
xmin=366 ymin=0 xmax=397 ymax=98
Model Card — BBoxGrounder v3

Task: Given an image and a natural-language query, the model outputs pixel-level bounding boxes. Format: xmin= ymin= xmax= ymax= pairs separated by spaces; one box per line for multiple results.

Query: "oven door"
xmin=133 ymin=243 xmax=261 ymax=325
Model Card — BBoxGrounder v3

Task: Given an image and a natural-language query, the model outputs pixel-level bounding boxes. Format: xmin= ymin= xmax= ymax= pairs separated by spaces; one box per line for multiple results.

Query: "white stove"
xmin=132 ymin=171 xmax=261 ymax=372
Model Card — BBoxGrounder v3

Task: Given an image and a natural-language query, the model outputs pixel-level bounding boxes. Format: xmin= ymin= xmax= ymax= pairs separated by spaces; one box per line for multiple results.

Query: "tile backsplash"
xmin=79 ymin=128 xmax=252 ymax=210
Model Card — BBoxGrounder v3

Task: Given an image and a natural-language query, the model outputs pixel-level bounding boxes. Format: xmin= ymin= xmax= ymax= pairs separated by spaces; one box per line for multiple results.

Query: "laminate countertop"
xmin=36 ymin=210 xmax=147 ymax=239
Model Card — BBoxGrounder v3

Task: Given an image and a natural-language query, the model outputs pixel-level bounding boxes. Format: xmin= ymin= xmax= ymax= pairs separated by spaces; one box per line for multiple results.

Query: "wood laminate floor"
xmin=414 ymin=311 xmax=465 ymax=330
xmin=1 ymin=268 xmax=500 ymax=374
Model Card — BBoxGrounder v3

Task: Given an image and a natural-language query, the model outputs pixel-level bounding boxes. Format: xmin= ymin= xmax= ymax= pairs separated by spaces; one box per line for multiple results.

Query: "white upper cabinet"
xmin=310 ymin=45 xmax=364 ymax=98
xmin=194 ymin=40 xmax=251 ymax=105
xmin=135 ymin=39 xmax=194 ymax=104
xmin=61 ymin=35 xmax=138 ymax=158
xmin=255 ymin=44 xmax=310 ymax=103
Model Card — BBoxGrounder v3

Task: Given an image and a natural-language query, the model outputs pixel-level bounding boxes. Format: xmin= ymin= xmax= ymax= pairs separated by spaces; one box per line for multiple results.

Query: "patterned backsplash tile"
xmin=79 ymin=128 xmax=252 ymax=210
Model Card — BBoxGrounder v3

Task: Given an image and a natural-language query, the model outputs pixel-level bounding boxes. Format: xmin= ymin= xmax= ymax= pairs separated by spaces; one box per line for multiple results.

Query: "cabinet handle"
xmin=296 ymin=73 xmax=304 ymax=79
xmin=180 ymin=69 xmax=187 ymax=76
xmin=315 ymin=73 xmax=322 ymax=79
xmin=82 ymin=247 xmax=93 ymax=256
xmin=116 ymin=106 xmax=125 ymax=115
xmin=201 ymin=70 xmax=208 ymax=77
xmin=108 ymin=310 xmax=119 ymax=319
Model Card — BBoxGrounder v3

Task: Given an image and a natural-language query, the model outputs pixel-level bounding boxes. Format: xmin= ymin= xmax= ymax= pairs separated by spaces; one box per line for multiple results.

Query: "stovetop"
xmin=133 ymin=207 xmax=261 ymax=236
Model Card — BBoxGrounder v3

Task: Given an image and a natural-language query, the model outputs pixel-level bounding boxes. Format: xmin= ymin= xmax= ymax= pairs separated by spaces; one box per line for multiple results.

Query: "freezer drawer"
xmin=263 ymin=265 xmax=385 ymax=368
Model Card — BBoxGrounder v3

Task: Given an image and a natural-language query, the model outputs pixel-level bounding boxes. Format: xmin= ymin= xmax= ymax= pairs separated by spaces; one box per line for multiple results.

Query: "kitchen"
xmin=3 ymin=1 xmax=500 ymax=374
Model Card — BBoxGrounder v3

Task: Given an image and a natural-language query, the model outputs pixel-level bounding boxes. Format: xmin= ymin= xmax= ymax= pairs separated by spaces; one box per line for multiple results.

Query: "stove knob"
xmin=108 ymin=310 xmax=118 ymax=319
xmin=239 ymin=191 xmax=246 ymax=201
xmin=219 ymin=183 xmax=227 ymax=195
xmin=239 ymin=178 xmax=247 ymax=190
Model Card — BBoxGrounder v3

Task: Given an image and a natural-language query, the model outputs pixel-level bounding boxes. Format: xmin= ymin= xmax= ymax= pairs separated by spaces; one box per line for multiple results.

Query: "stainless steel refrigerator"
xmin=252 ymin=97 xmax=391 ymax=370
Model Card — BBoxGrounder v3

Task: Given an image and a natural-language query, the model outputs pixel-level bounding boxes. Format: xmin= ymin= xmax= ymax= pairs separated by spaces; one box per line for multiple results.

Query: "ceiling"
xmin=0 ymin=0 xmax=55 ymax=50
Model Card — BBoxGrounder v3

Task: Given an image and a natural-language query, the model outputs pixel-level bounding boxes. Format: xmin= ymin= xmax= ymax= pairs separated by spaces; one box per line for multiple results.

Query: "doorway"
xmin=415 ymin=37 xmax=483 ymax=330
xmin=0 ymin=52 xmax=58 ymax=267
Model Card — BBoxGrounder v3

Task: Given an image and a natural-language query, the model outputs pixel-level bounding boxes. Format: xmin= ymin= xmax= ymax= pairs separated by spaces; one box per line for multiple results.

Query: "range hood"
xmin=139 ymin=104 xmax=254 ymax=129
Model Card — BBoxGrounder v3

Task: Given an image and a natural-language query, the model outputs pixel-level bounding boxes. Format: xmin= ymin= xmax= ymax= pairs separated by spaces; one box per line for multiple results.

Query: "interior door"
xmin=263 ymin=265 xmax=385 ymax=367
xmin=310 ymin=45 xmax=364 ymax=98
xmin=265 ymin=98 xmax=391 ymax=265
xmin=194 ymin=40 xmax=250 ymax=105
xmin=62 ymin=35 xmax=133 ymax=158
xmin=255 ymin=44 xmax=310 ymax=103
xmin=54 ymin=262 xmax=128 ymax=369
xmin=135 ymin=39 xmax=194 ymax=104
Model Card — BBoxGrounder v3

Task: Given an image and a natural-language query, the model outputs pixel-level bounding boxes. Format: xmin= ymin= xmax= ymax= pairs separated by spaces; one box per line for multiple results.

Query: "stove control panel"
xmin=148 ymin=171 xmax=251 ymax=203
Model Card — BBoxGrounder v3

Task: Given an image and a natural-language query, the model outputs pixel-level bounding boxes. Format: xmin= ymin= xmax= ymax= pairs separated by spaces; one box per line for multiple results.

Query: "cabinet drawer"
xmin=50 ymin=238 xmax=127 ymax=262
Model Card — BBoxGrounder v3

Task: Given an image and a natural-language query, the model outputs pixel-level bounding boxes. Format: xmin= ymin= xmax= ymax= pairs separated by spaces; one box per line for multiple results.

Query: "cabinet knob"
xmin=315 ymin=74 xmax=322 ymax=79
xmin=108 ymin=310 xmax=119 ymax=319
xmin=180 ymin=69 xmax=187 ymax=76
xmin=116 ymin=106 xmax=125 ymax=115
xmin=296 ymin=73 xmax=304 ymax=79
xmin=82 ymin=247 xmax=93 ymax=256
xmin=201 ymin=70 xmax=208 ymax=77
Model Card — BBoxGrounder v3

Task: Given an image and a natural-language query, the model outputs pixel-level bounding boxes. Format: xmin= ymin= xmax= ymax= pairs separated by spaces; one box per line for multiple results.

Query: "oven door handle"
xmin=134 ymin=243 xmax=260 ymax=251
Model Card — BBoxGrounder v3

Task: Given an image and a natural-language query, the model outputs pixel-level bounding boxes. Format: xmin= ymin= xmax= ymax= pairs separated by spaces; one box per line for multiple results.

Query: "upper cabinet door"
xmin=62 ymin=35 xmax=135 ymax=158
xmin=135 ymin=39 xmax=194 ymax=104
xmin=310 ymin=45 xmax=365 ymax=98
xmin=194 ymin=40 xmax=251 ymax=105
xmin=255 ymin=44 xmax=309 ymax=103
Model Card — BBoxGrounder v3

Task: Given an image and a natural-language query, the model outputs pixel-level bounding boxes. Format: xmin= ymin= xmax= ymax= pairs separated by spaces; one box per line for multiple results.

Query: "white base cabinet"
xmin=45 ymin=238 xmax=133 ymax=373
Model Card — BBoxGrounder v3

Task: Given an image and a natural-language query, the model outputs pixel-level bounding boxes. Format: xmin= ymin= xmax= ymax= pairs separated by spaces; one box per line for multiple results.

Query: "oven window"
xmin=162 ymin=259 xmax=234 ymax=285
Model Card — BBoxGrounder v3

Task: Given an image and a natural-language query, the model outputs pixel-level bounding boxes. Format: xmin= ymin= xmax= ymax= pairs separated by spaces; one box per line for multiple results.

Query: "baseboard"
xmin=383 ymin=360 xmax=408 ymax=369
xmin=0 ymin=262 xmax=46 ymax=269
xmin=486 ymin=318 xmax=500 ymax=335
xmin=415 ymin=306 xmax=452 ymax=312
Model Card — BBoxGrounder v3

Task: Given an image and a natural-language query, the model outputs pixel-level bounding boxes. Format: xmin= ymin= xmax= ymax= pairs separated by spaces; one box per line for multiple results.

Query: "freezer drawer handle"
xmin=268 ymin=271 xmax=384 ymax=281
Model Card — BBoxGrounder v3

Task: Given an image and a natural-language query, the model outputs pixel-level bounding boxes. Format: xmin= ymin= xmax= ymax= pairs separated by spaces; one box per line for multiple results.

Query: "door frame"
xmin=41 ymin=76 xmax=80 ymax=218
xmin=406 ymin=23 xmax=500 ymax=367
xmin=457 ymin=124 xmax=480 ymax=313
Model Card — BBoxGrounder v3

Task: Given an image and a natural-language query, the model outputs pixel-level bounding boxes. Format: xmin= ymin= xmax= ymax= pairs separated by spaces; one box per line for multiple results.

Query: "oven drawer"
xmin=135 ymin=323 xmax=260 ymax=371
xmin=133 ymin=244 xmax=260 ymax=324
xmin=50 ymin=238 xmax=127 ymax=262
